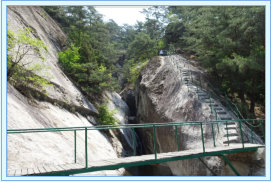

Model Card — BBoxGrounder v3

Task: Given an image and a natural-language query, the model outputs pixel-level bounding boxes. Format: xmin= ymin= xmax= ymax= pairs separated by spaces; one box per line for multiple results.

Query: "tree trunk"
xmin=238 ymin=91 xmax=245 ymax=105
xmin=238 ymin=90 xmax=249 ymax=118
xmin=249 ymin=75 xmax=257 ymax=118
xmin=249 ymin=98 xmax=256 ymax=118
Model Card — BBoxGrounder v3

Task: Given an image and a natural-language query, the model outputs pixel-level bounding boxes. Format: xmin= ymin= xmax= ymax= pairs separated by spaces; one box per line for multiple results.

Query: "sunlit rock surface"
xmin=135 ymin=55 xmax=264 ymax=176
xmin=7 ymin=7 xmax=127 ymax=176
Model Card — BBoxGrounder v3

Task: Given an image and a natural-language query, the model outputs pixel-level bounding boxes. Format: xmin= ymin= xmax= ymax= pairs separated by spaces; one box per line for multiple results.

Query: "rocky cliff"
xmin=7 ymin=6 xmax=130 ymax=176
xmin=135 ymin=55 xmax=264 ymax=176
xmin=7 ymin=6 xmax=264 ymax=177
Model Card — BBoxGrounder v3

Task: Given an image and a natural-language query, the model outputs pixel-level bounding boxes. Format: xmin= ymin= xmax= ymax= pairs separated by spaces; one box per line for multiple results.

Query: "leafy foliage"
xmin=166 ymin=6 xmax=265 ymax=117
xmin=58 ymin=45 xmax=81 ymax=75
xmin=45 ymin=6 xmax=121 ymax=97
xmin=46 ymin=6 xmax=264 ymax=118
xmin=58 ymin=45 xmax=119 ymax=95
xmin=123 ymin=59 xmax=149 ymax=88
xmin=127 ymin=32 xmax=158 ymax=61
xmin=97 ymin=104 xmax=118 ymax=125
xmin=7 ymin=28 xmax=51 ymax=92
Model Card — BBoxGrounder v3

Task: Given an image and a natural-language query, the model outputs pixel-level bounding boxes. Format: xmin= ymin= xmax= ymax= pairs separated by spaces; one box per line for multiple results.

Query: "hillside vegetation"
xmin=8 ymin=6 xmax=264 ymax=119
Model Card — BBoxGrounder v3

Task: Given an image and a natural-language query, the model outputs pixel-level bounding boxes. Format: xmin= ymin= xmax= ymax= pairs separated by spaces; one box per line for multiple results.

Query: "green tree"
xmin=45 ymin=6 xmax=121 ymax=97
xmin=7 ymin=27 xmax=48 ymax=79
xmin=58 ymin=44 xmax=81 ymax=76
xmin=127 ymin=32 xmax=158 ymax=61
xmin=7 ymin=27 xmax=51 ymax=91
xmin=97 ymin=104 xmax=118 ymax=125
xmin=166 ymin=6 xmax=265 ymax=117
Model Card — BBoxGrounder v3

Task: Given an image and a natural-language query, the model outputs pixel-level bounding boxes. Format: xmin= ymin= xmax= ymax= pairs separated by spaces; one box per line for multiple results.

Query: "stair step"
xmin=224 ymin=133 xmax=239 ymax=137
xmin=224 ymin=126 xmax=237 ymax=130
xmin=224 ymin=135 xmax=238 ymax=140
xmin=224 ymin=129 xmax=238 ymax=134
xmin=223 ymin=139 xmax=239 ymax=144
xmin=224 ymin=122 xmax=236 ymax=126
xmin=223 ymin=136 xmax=238 ymax=142
xmin=220 ymin=117 xmax=232 ymax=120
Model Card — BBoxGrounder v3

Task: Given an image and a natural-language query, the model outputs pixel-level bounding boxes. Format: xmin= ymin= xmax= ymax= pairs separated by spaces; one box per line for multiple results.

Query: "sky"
xmin=95 ymin=6 xmax=149 ymax=26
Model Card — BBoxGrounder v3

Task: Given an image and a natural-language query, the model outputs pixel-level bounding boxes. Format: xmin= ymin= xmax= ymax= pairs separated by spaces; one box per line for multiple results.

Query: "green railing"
xmin=8 ymin=119 xmax=265 ymax=169
xmin=181 ymin=66 xmax=265 ymax=143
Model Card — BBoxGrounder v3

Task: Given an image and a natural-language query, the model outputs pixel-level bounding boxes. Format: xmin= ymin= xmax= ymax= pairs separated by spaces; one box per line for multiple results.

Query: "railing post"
xmin=226 ymin=120 xmax=230 ymax=146
xmin=250 ymin=122 xmax=254 ymax=144
xmin=215 ymin=110 xmax=220 ymax=133
xmin=211 ymin=123 xmax=216 ymax=147
xmin=85 ymin=127 xmax=88 ymax=168
xmin=153 ymin=125 xmax=157 ymax=160
xmin=175 ymin=125 xmax=180 ymax=151
xmin=221 ymin=154 xmax=241 ymax=176
xmin=200 ymin=122 xmax=205 ymax=153
xmin=74 ymin=130 xmax=77 ymax=163
xmin=209 ymin=94 xmax=213 ymax=114
xmin=132 ymin=128 xmax=136 ymax=156
xmin=261 ymin=120 xmax=265 ymax=140
xmin=238 ymin=120 xmax=245 ymax=148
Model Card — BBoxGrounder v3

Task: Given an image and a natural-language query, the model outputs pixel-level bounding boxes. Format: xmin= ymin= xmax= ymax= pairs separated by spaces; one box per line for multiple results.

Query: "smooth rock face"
xmin=7 ymin=6 xmax=97 ymax=113
xmin=7 ymin=7 xmax=126 ymax=176
xmin=105 ymin=91 xmax=130 ymax=125
xmin=135 ymin=55 xmax=265 ymax=176
xmin=7 ymin=84 xmax=124 ymax=176
xmin=105 ymin=91 xmax=135 ymax=154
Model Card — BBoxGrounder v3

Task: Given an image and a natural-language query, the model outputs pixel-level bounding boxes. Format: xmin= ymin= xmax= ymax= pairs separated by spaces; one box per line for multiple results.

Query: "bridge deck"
xmin=8 ymin=143 xmax=264 ymax=176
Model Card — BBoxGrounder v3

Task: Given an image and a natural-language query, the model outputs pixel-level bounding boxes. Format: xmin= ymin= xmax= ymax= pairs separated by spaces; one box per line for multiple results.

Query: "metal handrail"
xmin=184 ymin=66 xmax=264 ymax=143
xmin=8 ymin=119 xmax=265 ymax=169
xmin=7 ymin=119 xmax=264 ymax=133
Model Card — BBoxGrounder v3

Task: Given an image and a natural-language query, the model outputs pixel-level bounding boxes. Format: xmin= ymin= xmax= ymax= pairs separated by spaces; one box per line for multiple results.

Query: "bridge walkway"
xmin=8 ymin=143 xmax=263 ymax=176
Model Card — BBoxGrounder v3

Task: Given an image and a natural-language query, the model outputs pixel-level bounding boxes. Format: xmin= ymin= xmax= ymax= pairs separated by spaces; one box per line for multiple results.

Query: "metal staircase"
xmin=179 ymin=63 xmax=252 ymax=146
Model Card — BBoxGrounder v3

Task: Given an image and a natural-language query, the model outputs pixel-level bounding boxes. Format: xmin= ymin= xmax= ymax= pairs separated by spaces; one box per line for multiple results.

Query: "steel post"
xmin=85 ymin=127 xmax=88 ymax=168
xmin=175 ymin=125 xmax=180 ymax=151
xmin=238 ymin=120 xmax=245 ymax=148
xmin=74 ymin=130 xmax=77 ymax=163
xmin=153 ymin=125 xmax=157 ymax=160
xmin=200 ymin=123 xmax=205 ymax=152
xmin=211 ymin=124 xmax=216 ymax=147
xmin=261 ymin=120 xmax=265 ymax=139
xmin=226 ymin=120 xmax=230 ymax=146
xmin=132 ymin=128 xmax=136 ymax=156
xmin=250 ymin=123 xmax=254 ymax=144
xmin=221 ymin=154 xmax=241 ymax=176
